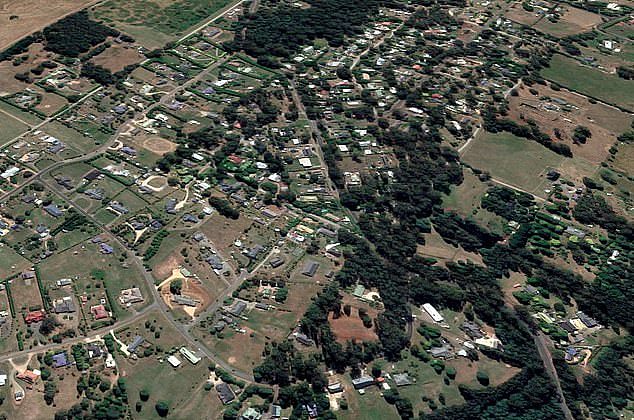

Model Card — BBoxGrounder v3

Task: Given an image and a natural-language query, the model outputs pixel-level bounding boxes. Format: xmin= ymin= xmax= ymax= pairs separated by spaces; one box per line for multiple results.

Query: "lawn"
xmin=541 ymin=54 xmax=634 ymax=111
xmin=0 ymin=244 xmax=32 ymax=280
xmin=462 ymin=132 xmax=565 ymax=194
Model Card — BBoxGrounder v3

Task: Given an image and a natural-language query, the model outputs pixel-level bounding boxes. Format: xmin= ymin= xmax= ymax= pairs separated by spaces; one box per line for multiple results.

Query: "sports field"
xmin=541 ymin=54 xmax=634 ymax=111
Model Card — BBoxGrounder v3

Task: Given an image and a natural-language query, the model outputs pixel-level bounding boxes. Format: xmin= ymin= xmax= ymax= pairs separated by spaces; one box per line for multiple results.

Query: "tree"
xmin=139 ymin=389 xmax=150 ymax=402
xmin=572 ymin=125 xmax=591 ymax=144
xmin=169 ymin=279 xmax=183 ymax=295
xmin=155 ymin=401 xmax=169 ymax=417
xmin=476 ymin=371 xmax=489 ymax=386
xmin=39 ymin=316 xmax=60 ymax=335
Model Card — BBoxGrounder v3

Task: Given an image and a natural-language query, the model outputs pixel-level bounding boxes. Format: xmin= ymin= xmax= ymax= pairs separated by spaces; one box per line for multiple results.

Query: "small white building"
xmin=167 ymin=355 xmax=182 ymax=367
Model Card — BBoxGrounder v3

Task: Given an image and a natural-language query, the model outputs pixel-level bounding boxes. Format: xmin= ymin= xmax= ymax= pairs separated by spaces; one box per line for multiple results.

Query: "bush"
xmin=476 ymin=371 xmax=490 ymax=386
xmin=155 ymin=401 xmax=169 ymax=417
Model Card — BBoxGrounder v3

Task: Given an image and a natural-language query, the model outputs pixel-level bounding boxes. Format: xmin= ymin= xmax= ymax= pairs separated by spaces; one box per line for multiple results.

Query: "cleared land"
xmin=0 ymin=0 xmax=96 ymax=51
xmin=90 ymin=44 xmax=145 ymax=72
xmin=541 ymin=54 xmax=634 ymax=111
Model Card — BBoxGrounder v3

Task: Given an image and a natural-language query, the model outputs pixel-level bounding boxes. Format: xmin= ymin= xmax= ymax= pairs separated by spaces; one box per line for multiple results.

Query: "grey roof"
xmin=127 ymin=335 xmax=145 ymax=353
xmin=302 ymin=261 xmax=319 ymax=277
xmin=216 ymin=383 xmax=235 ymax=404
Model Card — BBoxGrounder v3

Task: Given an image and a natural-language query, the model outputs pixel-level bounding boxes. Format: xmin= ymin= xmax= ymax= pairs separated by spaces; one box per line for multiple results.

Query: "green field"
xmin=541 ymin=54 xmax=634 ymax=111
xmin=462 ymin=132 xmax=564 ymax=193
xmin=0 ymin=111 xmax=29 ymax=144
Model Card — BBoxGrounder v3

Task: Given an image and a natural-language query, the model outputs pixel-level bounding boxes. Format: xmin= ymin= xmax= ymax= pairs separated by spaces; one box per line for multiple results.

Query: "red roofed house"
xmin=227 ymin=155 xmax=243 ymax=165
xmin=25 ymin=310 xmax=46 ymax=324
xmin=17 ymin=370 xmax=40 ymax=386
xmin=91 ymin=305 xmax=109 ymax=320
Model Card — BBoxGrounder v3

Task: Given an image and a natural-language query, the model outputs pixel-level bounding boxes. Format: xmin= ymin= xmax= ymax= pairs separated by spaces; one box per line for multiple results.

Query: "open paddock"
xmin=541 ymin=54 xmax=634 ymax=111
xmin=532 ymin=5 xmax=603 ymax=38
xmin=90 ymin=43 xmax=145 ymax=72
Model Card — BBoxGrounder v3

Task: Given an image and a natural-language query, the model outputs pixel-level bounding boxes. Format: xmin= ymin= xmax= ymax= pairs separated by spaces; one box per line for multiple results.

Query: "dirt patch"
xmin=152 ymin=253 xmax=183 ymax=281
xmin=0 ymin=0 xmax=96 ymax=51
xmin=90 ymin=43 xmax=144 ymax=72
xmin=142 ymin=136 xmax=177 ymax=155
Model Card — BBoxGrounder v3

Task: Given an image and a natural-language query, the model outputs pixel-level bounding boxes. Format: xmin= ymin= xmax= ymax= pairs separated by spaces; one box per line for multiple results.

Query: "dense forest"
xmin=226 ymin=0 xmax=399 ymax=65
xmin=42 ymin=11 xmax=119 ymax=57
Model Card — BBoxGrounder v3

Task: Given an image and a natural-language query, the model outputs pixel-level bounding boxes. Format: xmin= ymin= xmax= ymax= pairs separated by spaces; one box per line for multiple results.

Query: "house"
xmin=87 ymin=344 xmax=102 ymax=358
xmin=429 ymin=344 xmax=453 ymax=359
xmin=294 ymin=332 xmax=314 ymax=346
xmin=577 ymin=311 xmax=598 ymax=328
xmin=352 ymin=284 xmax=365 ymax=298
xmin=303 ymin=403 xmax=318 ymax=418
xmin=109 ymin=202 xmax=129 ymax=215
xmin=165 ymin=199 xmax=177 ymax=214
xmin=84 ymin=170 xmax=101 ymax=181
xmin=52 ymin=352 xmax=70 ymax=368
xmin=245 ymin=244 xmax=264 ymax=259
xmin=167 ymin=355 xmax=182 ymax=367
xmin=270 ymin=405 xmax=282 ymax=418
xmin=53 ymin=296 xmax=76 ymax=314
xmin=119 ymin=288 xmax=144 ymax=305
xmin=269 ymin=256 xmax=285 ymax=268
xmin=302 ymin=261 xmax=319 ymax=277
xmin=179 ymin=347 xmax=201 ymax=365
xmin=21 ymin=270 xmax=36 ymax=280
xmin=90 ymin=304 xmax=109 ymax=320
xmin=317 ymin=227 xmax=337 ymax=238
xmin=0 ymin=373 xmax=7 ymax=386
xmin=352 ymin=375 xmax=375 ymax=389
xmin=56 ymin=278 xmax=72 ymax=287
xmin=229 ymin=300 xmax=247 ymax=317
xmin=25 ymin=310 xmax=46 ymax=324
xmin=393 ymin=373 xmax=413 ymax=387
xmin=100 ymin=243 xmax=114 ymax=254
xmin=16 ymin=369 xmax=40 ymax=385
xmin=43 ymin=204 xmax=63 ymax=218
xmin=565 ymin=347 xmax=578 ymax=362
xmin=206 ymin=255 xmax=224 ymax=270
xmin=216 ymin=383 xmax=235 ymax=404
xmin=240 ymin=407 xmax=261 ymax=420
xmin=327 ymin=382 xmax=343 ymax=393
xmin=559 ymin=320 xmax=577 ymax=333
xmin=461 ymin=321 xmax=484 ymax=339
xmin=127 ymin=335 xmax=145 ymax=353
xmin=171 ymin=295 xmax=198 ymax=307
xmin=422 ymin=303 xmax=444 ymax=323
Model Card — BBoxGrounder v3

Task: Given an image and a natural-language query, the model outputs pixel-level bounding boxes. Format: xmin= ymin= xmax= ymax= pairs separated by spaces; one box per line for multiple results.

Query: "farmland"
xmin=541 ymin=54 xmax=634 ymax=111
